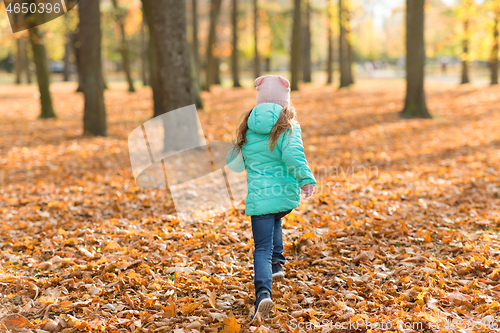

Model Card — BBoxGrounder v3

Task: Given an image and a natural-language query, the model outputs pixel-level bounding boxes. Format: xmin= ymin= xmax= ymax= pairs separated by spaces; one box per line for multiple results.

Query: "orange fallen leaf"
xmin=104 ymin=241 xmax=121 ymax=250
xmin=59 ymin=299 xmax=73 ymax=310
xmin=124 ymin=293 xmax=135 ymax=309
xmin=39 ymin=296 xmax=56 ymax=305
xmin=163 ymin=302 xmax=176 ymax=318
xmin=220 ymin=311 xmax=240 ymax=333
xmin=182 ymin=301 xmax=202 ymax=315
xmin=7 ymin=198 xmax=19 ymax=206
xmin=127 ymin=270 xmax=141 ymax=279
xmin=1 ymin=314 xmax=36 ymax=329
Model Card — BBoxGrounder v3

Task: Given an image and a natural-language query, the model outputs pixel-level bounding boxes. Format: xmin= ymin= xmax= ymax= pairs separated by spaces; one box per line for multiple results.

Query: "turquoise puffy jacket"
xmin=228 ymin=103 xmax=316 ymax=216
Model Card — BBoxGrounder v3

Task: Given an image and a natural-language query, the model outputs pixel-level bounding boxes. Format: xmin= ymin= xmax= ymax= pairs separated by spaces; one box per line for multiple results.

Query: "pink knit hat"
xmin=255 ymin=75 xmax=291 ymax=108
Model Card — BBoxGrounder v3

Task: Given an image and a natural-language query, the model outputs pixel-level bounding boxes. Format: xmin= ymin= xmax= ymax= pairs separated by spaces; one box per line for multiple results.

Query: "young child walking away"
xmin=228 ymin=75 xmax=316 ymax=319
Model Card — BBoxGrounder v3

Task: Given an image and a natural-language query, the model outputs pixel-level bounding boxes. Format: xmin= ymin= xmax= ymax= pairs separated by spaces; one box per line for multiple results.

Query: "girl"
xmin=228 ymin=75 xmax=316 ymax=319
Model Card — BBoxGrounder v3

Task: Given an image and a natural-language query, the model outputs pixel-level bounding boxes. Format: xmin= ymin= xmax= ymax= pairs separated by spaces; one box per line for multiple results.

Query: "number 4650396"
xmin=6 ymin=2 xmax=62 ymax=14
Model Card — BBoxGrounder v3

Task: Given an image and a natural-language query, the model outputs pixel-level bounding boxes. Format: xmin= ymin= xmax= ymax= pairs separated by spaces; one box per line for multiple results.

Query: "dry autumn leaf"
xmin=163 ymin=302 xmax=176 ymax=318
xmin=181 ymin=301 xmax=202 ymax=315
xmin=1 ymin=314 xmax=36 ymax=329
xmin=104 ymin=241 xmax=121 ymax=251
xmin=220 ymin=311 xmax=241 ymax=333
xmin=207 ymin=289 xmax=217 ymax=309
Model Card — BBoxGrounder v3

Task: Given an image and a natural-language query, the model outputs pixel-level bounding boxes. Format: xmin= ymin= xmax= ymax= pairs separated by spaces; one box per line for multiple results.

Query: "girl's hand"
xmin=301 ymin=184 xmax=314 ymax=198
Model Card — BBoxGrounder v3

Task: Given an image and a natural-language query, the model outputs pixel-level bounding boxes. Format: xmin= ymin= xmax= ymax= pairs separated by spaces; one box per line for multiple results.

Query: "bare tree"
xmin=29 ymin=27 xmax=56 ymax=119
xmin=79 ymin=0 xmax=107 ymax=135
xmin=401 ymin=0 xmax=431 ymax=119
xmin=290 ymin=0 xmax=301 ymax=91
xmin=112 ymin=0 xmax=135 ymax=92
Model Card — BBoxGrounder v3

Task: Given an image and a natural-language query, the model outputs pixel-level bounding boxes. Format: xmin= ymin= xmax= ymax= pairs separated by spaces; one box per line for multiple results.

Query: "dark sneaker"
xmin=253 ymin=291 xmax=273 ymax=319
xmin=272 ymin=262 xmax=284 ymax=281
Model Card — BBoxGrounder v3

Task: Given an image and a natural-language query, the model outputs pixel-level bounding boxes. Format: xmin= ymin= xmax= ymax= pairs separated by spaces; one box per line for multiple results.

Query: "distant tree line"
xmin=5 ymin=0 xmax=500 ymax=132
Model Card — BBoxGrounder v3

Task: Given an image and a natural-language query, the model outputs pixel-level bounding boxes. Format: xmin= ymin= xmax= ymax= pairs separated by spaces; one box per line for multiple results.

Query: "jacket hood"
xmin=247 ymin=103 xmax=283 ymax=134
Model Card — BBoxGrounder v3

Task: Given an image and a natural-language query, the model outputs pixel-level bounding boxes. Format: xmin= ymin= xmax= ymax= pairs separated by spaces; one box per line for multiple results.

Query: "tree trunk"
xmin=149 ymin=0 xmax=199 ymax=150
xmin=339 ymin=0 xmax=350 ymax=88
xmin=214 ymin=57 xmax=221 ymax=85
xmin=62 ymin=14 xmax=72 ymax=82
xmin=491 ymin=17 xmax=499 ymax=85
xmin=141 ymin=5 xmax=149 ymax=86
xmin=63 ymin=41 xmax=71 ymax=82
xmin=401 ymin=0 xmax=431 ymax=119
xmin=190 ymin=46 xmax=204 ymax=110
xmin=29 ymin=27 xmax=56 ymax=119
xmin=13 ymin=12 xmax=25 ymax=84
xmin=253 ymin=0 xmax=260 ymax=78
xmin=192 ymin=0 xmax=200 ymax=76
xmin=302 ymin=0 xmax=311 ymax=83
xmin=150 ymin=0 xmax=195 ymax=111
xmin=347 ymin=1 xmax=354 ymax=85
xmin=347 ymin=38 xmax=354 ymax=84
xmin=326 ymin=0 xmax=334 ymax=84
xmin=190 ymin=0 xmax=203 ymax=108
xmin=149 ymin=39 xmax=162 ymax=116
xmin=461 ymin=19 xmax=470 ymax=84
xmin=290 ymin=0 xmax=301 ymax=91
xmin=24 ymin=38 xmax=32 ymax=84
xmin=112 ymin=0 xmax=135 ymax=92
xmin=205 ymin=0 xmax=223 ymax=91
xmin=79 ymin=0 xmax=107 ymax=136
xmin=142 ymin=0 xmax=164 ymax=117
xmin=231 ymin=0 xmax=241 ymax=87
xmin=15 ymin=37 xmax=24 ymax=85
xmin=73 ymin=30 xmax=84 ymax=92
xmin=63 ymin=33 xmax=72 ymax=82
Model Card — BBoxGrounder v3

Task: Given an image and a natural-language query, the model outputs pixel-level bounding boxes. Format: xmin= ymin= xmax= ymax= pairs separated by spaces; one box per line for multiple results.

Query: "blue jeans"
xmin=251 ymin=210 xmax=292 ymax=298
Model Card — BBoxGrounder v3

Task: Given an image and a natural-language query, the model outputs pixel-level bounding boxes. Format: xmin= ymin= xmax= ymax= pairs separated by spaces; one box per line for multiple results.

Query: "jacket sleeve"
xmin=226 ymin=144 xmax=246 ymax=173
xmin=278 ymin=121 xmax=316 ymax=187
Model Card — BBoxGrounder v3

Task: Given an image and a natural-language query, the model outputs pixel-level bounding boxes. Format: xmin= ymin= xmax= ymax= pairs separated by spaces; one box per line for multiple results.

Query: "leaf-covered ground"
xmin=1 ymin=80 xmax=500 ymax=332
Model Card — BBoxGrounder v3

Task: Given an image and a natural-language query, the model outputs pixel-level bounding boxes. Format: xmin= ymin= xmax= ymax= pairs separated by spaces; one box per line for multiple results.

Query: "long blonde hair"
xmin=234 ymin=104 xmax=297 ymax=152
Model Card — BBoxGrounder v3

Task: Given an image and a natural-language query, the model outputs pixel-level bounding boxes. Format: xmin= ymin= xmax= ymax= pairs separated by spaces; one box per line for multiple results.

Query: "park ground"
xmin=0 ymin=79 xmax=500 ymax=332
